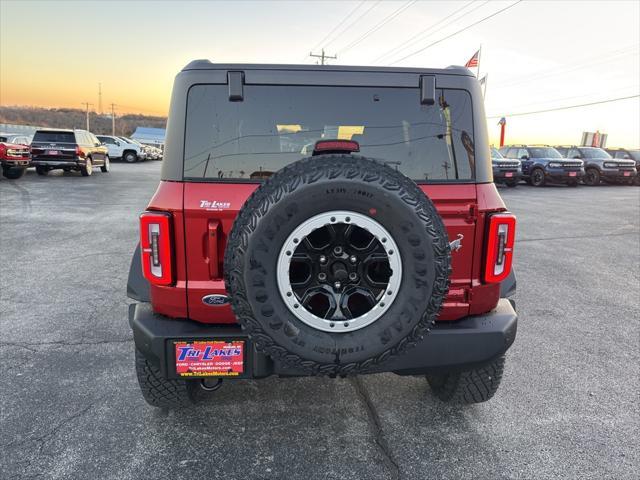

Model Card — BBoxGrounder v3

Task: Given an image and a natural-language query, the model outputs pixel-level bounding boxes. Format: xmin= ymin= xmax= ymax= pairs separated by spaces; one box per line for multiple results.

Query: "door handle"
xmin=207 ymin=220 xmax=221 ymax=278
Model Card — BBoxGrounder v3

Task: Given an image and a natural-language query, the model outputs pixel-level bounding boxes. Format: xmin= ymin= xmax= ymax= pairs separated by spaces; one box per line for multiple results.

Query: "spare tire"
xmin=224 ymin=155 xmax=451 ymax=375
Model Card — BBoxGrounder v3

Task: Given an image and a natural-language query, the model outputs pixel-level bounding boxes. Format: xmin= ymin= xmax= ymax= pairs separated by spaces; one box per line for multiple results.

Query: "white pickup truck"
xmin=96 ymin=135 xmax=146 ymax=163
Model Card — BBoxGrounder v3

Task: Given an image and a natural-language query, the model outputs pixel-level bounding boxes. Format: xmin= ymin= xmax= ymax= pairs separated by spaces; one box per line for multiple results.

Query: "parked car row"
xmin=492 ymin=145 xmax=638 ymax=187
xmin=0 ymin=128 xmax=163 ymax=180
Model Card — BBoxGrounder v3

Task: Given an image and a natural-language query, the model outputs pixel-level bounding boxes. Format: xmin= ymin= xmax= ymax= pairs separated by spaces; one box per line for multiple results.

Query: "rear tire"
xmin=2 ymin=167 xmax=25 ymax=179
xmin=36 ymin=166 xmax=49 ymax=176
xmin=100 ymin=155 xmax=110 ymax=173
xmin=123 ymin=151 xmax=137 ymax=163
xmin=427 ymin=355 xmax=506 ymax=404
xmin=135 ymin=349 xmax=198 ymax=409
xmin=81 ymin=158 xmax=93 ymax=177
xmin=530 ymin=168 xmax=545 ymax=187
xmin=583 ymin=168 xmax=600 ymax=186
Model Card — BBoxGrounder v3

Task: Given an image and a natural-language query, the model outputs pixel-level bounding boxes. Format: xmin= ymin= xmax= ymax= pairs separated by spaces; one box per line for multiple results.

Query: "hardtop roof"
xmin=181 ymin=59 xmax=473 ymax=77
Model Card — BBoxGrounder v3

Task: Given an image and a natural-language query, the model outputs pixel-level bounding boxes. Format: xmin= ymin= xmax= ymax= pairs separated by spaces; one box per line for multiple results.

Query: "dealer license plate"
xmin=505 ymin=172 xmax=513 ymax=177
xmin=174 ymin=340 xmax=244 ymax=377
xmin=569 ymin=172 xmax=577 ymax=177
xmin=47 ymin=150 xmax=60 ymax=155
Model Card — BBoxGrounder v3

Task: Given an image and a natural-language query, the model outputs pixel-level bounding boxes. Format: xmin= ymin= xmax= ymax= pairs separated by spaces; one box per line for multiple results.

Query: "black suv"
xmin=30 ymin=129 xmax=110 ymax=176
xmin=605 ymin=147 xmax=640 ymax=185
xmin=499 ymin=145 xmax=584 ymax=187
xmin=491 ymin=147 xmax=521 ymax=187
xmin=555 ymin=146 xmax=637 ymax=186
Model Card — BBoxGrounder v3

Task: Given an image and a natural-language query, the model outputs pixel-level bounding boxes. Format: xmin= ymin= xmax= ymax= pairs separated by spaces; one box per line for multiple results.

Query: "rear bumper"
xmin=31 ymin=158 xmax=86 ymax=168
xmin=129 ymin=299 xmax=517 ymax=379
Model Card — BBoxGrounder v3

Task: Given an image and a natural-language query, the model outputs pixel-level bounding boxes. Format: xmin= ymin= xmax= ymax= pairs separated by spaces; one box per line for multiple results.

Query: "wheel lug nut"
xmin=318 ymin=273 xmax=327 ymax=281
xmin=333 ymin=246 xmax=343 ymax=255
xmin=319 ymin=255 xmax=327 ymax=264
xmin=348 ymin=272 xmax=358 ymax=281
xmin=349 ymin=255 xmax=357 ymax=264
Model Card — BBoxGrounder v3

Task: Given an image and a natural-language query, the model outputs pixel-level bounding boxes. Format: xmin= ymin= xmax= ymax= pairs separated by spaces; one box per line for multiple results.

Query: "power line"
xmin=373 ymin=0 xmax=479 ymax=64
xmin=489 ymin=83 xmax=640 ymax=113
xmin=306 ymin=0 xmax=367 ymax=57
xmin=390 ymin=0 xmax=523 ymax=66
xmin=486 ymin=94 xmax=640 ymax=119
xmin=338 ymin=0 xmax=417 ymax=56
xmin=493 ymin=45 xmax=640 ymax=89
xmin=320 ymin=0 xmax=382 ymax=51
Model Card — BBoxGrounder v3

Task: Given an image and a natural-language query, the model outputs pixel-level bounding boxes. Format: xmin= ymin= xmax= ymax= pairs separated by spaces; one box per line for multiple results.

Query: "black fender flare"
xmin=500 ymin=269 xmax=516 ymax=298
xmin=127 ymin=243 xmax=150 ymax=302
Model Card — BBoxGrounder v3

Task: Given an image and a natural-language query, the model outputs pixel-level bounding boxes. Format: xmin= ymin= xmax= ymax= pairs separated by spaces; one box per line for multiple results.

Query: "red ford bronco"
xmin=0 ymin=134 xmax=31 ymax=179
xmin=127 ymin=61 xmax=517 ymax=408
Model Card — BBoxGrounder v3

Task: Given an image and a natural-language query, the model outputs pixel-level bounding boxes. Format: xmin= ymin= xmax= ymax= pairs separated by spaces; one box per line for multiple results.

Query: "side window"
xmin=567 ymin=148 xmax=579 ymax=159
xmin=615 ymin=151 xmax=626 ymax=159
xmin=75 ymin=132 xmax=86 ymax=145
xmin=90 ymin=133 xmax=99 ymax=145
xmin=517 ymin=148 xmax=529 ymax=159
xmin=505 ymin=148 xmax=517 ymax=159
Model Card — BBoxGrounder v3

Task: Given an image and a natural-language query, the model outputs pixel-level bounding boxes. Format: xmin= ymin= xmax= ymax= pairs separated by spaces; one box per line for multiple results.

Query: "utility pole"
xmin=98 ymin=83 xmax=103 ymax=114
xmin=81 ymin=102 xmax=93 ymax=131
xmin=309 ymin=49 xmax=337 ymax=65
xmin=110 ymin=103 xmax=117 ymax=136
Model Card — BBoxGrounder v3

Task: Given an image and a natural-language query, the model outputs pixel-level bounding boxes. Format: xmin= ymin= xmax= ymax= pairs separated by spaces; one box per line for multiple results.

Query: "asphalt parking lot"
xmin=1 ymin=162 xmax=638 ymax=480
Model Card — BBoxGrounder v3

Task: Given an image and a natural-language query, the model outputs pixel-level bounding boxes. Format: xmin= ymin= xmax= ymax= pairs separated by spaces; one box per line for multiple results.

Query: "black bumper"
xmin=493 ymin=170 xmax=521 ymax=182
xmin=129 ymin=300 xmax=517 ymax=379
xmin=544 ymin=170 xmax=584 ymax=183
xmin=601 ymin=169 xmax=637 ymax=181
xmin=31 ymin=158 xmax=85 ymax=168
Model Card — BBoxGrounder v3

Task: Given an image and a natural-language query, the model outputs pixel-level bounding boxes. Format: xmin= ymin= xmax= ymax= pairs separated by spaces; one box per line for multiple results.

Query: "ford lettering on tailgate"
xmin=174 ymin=340 xmax=244 ymax=377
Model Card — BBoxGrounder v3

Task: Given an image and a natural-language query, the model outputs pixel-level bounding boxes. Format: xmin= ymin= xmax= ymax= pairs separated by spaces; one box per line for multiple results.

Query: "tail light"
xmin=75 ymin=145 xmax=83 ymax=157
xmin=313 ymin=139 xmax=360 ymax=155
xmin=140 ymin=211 xmax=174 ymax=285
xmin=484 ymin=213 xmax=516 ymax=284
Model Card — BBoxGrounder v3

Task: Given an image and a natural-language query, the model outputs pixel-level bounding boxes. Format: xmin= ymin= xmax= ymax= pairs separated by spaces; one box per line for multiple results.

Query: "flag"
xmin=465 ymin=50 xmax=479 ymax=68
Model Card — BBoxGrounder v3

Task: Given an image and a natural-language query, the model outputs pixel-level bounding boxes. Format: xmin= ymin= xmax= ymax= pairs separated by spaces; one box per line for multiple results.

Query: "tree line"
xmin=0 ymin=106 xmax=167 ymax=136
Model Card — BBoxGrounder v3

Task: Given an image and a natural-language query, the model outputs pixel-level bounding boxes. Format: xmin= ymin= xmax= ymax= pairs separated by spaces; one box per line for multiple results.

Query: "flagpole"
xmin=477 ymin=44 xmax=482 ymax=78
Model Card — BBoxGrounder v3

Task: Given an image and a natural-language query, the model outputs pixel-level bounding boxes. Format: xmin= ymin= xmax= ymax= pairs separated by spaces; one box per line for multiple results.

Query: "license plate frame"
xmin=505 ymin=172 xmax=514 ymax=178
xmin=568 ymin=171 xmax=577 ymax=177
xmin=174 ymin=340 xmax=245 ymax=378
xmin=47 ymin=150 xmax=60 ymax=156
xmin=623 ymin=171 xmax=631 ymax=176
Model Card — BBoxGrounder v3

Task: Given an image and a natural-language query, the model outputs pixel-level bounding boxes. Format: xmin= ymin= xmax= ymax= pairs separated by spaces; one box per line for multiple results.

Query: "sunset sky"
xmin=1 ymin=0 xmax=639 ymax=147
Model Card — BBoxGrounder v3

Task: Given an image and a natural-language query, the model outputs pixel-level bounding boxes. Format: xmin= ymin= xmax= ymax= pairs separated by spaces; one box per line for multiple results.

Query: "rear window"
xmin=33 ymin=131 xmax=76 ymax=143
xmin=183 ymin=85 xmax=475 ymax=182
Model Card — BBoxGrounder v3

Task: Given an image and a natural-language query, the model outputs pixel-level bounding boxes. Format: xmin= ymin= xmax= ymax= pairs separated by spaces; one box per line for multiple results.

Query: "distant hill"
xmin=0 ymin=106 xmax=166 ymax=137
